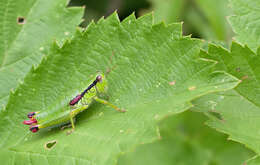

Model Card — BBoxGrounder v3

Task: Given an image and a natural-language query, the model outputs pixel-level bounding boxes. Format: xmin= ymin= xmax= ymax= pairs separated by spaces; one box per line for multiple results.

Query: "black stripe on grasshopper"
xmin=69 ymin=75 xmax=102 ymax=106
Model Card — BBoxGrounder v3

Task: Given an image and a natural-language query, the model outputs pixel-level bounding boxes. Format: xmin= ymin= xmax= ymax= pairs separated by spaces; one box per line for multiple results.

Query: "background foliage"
xmin=0 ymin=0 xmax=259 ymax=164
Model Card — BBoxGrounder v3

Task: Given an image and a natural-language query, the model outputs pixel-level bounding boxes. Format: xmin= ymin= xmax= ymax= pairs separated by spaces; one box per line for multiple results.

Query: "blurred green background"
xmin=69 ymin=0 xmax=233 ymax=44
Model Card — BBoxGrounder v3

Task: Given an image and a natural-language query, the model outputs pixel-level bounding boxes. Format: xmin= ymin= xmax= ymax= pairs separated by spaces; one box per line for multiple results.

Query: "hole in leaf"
xmin=45 ymin=140 xmax=57 ymax=149
xmin=17 ymin=17 xmax=25 ymax=24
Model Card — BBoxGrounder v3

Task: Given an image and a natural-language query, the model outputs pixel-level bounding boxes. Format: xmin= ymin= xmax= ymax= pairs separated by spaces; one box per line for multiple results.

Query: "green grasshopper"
xmin=23 ymin=73 xmax=125 ymax=133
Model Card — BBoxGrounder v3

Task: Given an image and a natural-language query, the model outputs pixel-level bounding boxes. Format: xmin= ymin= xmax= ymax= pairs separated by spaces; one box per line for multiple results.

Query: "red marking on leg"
xmin=23 ymin=118 xmax=37 ymax=125
xmin=69 ymin=95 xmax=82 ymax=105
xmin=30 ymin=125 xmax=39 ymax=133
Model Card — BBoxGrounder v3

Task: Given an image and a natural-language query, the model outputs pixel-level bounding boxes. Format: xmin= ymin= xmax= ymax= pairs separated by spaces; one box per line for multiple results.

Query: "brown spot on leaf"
xmin=188 ymin=86 xmax=196 ymax=91
xmin=169 ymin=81 xmax=176 ymax=86
xmin=241 ymin=75 xmax=248 ymax=80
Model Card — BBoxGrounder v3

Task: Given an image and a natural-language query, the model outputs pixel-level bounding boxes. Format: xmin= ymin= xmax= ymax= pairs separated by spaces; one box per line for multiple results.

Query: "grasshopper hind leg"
xmin=66 ymin=102 xmax=90 ymax=135
xmin=70 ymin=115 xmax=75 ymax=130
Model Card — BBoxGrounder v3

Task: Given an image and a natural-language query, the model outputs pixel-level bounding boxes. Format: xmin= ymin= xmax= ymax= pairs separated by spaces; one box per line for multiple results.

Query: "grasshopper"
xmin=23 ymin=74 xmax=125 ymax=133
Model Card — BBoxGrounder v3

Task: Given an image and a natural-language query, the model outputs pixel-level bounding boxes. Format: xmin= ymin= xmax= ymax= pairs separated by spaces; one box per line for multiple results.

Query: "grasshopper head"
xmin=95 ymin=73 xmax=108 ymax=96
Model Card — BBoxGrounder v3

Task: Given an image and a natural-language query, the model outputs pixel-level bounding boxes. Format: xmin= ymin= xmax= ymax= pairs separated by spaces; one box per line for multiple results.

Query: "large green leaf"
xmin=192 ymin=42 xmax=260 ymax=156
xmin=118 ymin=111 xmax=253 ymax=165
xmin=0 ymin=0 xmax=83 ymax=108
xmin=0 ymin=13 xmax=239 ymax=164
xmin=229 ymin=0 xmax=260 ymax=52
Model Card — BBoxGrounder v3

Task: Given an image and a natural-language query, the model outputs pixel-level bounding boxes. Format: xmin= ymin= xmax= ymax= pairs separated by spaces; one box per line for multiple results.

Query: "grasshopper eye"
xmin=96 ymin=75 xmax=102 ymax=82
xmin=27 ymin=112 xmax=36 ymax=118
xmin=30 ymin=125 xmax=39 ymax=133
